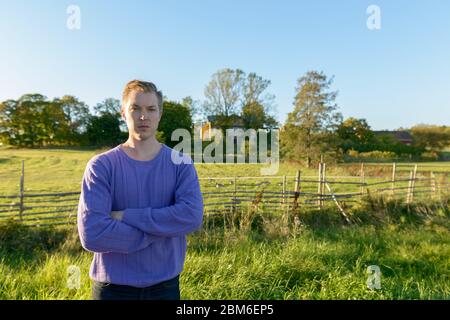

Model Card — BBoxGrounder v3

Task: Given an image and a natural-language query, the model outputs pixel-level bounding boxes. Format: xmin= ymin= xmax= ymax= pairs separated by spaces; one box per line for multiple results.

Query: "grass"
xmin=1 ymin=146 xmax=449 ymax=195
xmin=0 ymin=197 xmax=449 ymax=300
xmin=0 ymin=146 xmax=448 ymax=299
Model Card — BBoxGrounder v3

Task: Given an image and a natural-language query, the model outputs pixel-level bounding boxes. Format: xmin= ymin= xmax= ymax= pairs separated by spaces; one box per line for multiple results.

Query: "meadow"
xmin=1 ymin=146 xmax=450 ymax=194
xmin=0 ymin=146 xmax=449 ymax=299
xmin=1 ymin=199 xmax=449 ymax=300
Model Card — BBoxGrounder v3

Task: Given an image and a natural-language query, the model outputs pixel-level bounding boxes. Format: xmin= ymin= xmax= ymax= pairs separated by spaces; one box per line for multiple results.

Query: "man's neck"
xmin=121 ymin=137 xmax=162 ymax=161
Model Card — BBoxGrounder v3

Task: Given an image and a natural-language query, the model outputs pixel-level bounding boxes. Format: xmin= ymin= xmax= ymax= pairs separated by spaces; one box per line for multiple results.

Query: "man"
xmin=77 ymin=80 xmax=203 ymax=300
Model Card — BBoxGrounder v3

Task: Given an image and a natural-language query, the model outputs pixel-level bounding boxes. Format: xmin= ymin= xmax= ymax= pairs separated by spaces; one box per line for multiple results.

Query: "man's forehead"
xmin=127 ymin=91 xmax=158 ymax=105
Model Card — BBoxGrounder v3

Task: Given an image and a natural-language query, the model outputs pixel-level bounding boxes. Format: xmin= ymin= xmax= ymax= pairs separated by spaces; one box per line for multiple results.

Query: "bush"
xmin=347 ymin=150 xmax=398 ymax=162
xmin=420 ymin=151 xmax=439 ymax=161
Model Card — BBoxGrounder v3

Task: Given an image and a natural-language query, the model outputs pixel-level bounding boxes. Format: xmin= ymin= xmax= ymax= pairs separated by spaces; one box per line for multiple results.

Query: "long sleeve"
xmin=121 ymin=162 xmax=204 ymax=237
xmin=77 ymin=156 xmax=161 ymax=254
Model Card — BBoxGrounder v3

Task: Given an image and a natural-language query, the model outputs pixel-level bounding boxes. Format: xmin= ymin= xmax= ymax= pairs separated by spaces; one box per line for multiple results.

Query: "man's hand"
xmin=110 ymin=210 xmax=124 ymax=221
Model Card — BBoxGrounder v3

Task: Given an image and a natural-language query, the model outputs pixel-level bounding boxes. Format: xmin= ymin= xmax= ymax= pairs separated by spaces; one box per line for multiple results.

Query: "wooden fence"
xmin=0 ymin=161 xmax=449 ymax=227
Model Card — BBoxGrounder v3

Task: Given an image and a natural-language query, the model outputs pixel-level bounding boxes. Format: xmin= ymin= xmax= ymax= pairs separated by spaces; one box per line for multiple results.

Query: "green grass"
xmin=1 ymin=146 xmax=449 ymax=195
xmin=0 ymin=198 xmax=449 ymax=300
xmin=1 ymin=146 xmax=448 ymax=226
xmin=0 ymin=146 xmax=449 ymax=299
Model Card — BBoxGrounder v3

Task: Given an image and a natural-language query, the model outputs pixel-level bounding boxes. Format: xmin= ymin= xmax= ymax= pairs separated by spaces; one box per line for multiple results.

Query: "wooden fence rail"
xmin=0 ymin=162 xmax=449 ymax=227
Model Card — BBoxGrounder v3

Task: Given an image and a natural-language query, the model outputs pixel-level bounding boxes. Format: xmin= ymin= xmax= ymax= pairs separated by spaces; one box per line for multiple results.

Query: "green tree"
xmin=242 ymin=101 xmax=278 ymax=129
xmin=85 ymin=113 xmax=125 ymax=147
xmin=337 ymin=117 xmax=375 ymax=153
xmin=411 ymin=125 xmax=450 ymax=152
xmin=0 ymin=94 xmax=71 ymax=147
xmin=281 ymin=71 xmax=342 ymax=167
xmin=241 ymin=72 xmax=278 ymax=129
xmin=204 ymin=68 xmax=245 ymax=118
xmin=158 ymin=100 xmax=193 ymax=148
xmin=182 ymin=96 xmax=202 ymax=123
xmin=94 ymin=98 xmax=127 ymax=132
xmin=204 ymin=68 xmax=278 ymax=129
xmin=53 ymin=95 xmax=91 ymax=145
xmin=94 ymin=98 xmax=121 ymax=116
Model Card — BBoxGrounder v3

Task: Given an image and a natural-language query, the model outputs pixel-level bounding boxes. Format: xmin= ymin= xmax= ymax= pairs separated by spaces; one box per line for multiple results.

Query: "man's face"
xmin=122 ymin=91 xmax=162 ymax=141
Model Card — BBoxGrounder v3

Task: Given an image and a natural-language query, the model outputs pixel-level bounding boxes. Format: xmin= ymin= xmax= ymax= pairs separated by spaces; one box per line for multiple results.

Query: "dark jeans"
xmin=91 ymin=275 xmax=180 ymax=300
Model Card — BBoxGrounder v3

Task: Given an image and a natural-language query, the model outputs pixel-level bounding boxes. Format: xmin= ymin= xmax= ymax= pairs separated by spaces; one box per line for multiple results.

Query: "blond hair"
xmin=121 ymin=80 xmax=163 ymax=112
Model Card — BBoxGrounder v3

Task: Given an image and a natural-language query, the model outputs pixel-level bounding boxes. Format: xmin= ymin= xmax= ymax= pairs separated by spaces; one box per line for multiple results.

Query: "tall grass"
xmin=0 ymin=197 xmax=448 ymax=300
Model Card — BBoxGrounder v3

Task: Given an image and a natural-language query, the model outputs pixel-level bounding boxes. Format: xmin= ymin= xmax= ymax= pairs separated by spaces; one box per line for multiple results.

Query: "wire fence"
xmin=0 ymin=161 xmax=449 ymax=227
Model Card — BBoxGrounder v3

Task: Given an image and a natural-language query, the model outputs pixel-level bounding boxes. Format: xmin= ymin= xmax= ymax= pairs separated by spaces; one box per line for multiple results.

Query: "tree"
xmin=281 ymin=71 xmax=342 ymax=167
xmin=0 ymin=94 xmax=71 ymax=147
xmin=241 ymin=72 xmax=278 ymax=128
xmin=182 ymin=96 xmax=202 ymax=123
xmin=242 ymin=101 xmax=278 ymax=129
xmin=94 ymin=98 xmax=121 ymax=116
xmin=204 ymin=68 xmax=245 ymax=118
xmin=0 ymin=99 xmax=17 ymax=144
xmin=94 ymin=98 xmax=127 ymax=132
xmin=204 ymin=68 xmax=278 ymax=129
xmin=86 ymin=113 xmax=125 ymax=147
xmin=411 ymin=125 xmax=450 ymax=152
xmin=53 ymin=95 xmax=91 ymax=145
xmin=158 ymin=100 xmax=193 ymax=148
xmin=337 ymin=117 xmax=375 ymax=153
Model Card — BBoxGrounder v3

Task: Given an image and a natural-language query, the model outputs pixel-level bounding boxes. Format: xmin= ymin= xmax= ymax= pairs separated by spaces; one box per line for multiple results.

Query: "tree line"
xmin=281 ymin=71 xmax=450 ymax=165
xmin=1 ymin=69 xmax=449 ymax=164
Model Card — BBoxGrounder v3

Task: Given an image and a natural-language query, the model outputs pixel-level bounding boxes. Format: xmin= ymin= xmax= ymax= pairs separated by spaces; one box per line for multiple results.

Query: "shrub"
xmin=347 ymin=150 xmax=398 ymax=162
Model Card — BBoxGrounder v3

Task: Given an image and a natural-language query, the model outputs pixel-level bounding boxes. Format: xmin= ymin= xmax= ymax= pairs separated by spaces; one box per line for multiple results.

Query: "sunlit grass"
xmin=1 ymin=199 xmax=449 ymax=300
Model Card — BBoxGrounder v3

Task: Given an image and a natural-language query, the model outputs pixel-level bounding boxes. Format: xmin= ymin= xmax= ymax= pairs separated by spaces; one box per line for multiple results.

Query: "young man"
xmin=77 ymin=80 xmax=203 ymax=300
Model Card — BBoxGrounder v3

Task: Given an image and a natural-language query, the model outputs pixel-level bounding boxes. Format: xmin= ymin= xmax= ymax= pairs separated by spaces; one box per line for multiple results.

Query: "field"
xmin=0 ymin=146 xmax=449 ymax=299
xmin=1 ymin=146 xmax=450 ymax=194
xmin=1 ymin=203 xmax=449 ymax=300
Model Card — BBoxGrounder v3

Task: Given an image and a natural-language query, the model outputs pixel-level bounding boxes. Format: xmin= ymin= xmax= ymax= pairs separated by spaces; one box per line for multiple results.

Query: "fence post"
xmin=391 ymin=162 xmax=396 ymax=198
xmin=317 ymin=163 xmax=323 ymax=209
xmin=359 ymin=162 xmax=365 ymax=199
xmin=322 ymin=163 xmax=326 ymax=208
xmin=436 ymin=173 xmax=441 ymax=200
xmin=293 ymin=170 xmax=301 ymax=208
xmin=294 ymin=170 xmax=301 ymax=194
xmin=430 ymin=171 xmax=436 ymax=200
xmin=406 ymin=170 xmax=413 ymax=204
xmin=281 ymin=175 xmax=287 ymax=225
xmin=233 ymin=176 xmax=237 ymax=214
xmin=289 ymin=170 xmax=301 ymax=228
xmin=410 ymin=164 xmax=417 ymax=203
xmin=19 ymin=160 xmax=25 ymax=221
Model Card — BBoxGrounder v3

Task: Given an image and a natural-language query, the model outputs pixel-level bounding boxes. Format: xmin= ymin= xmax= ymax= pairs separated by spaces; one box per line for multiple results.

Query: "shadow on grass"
xmin=1 ymin=196 xmax=448 ymax=267
xmin=0 ymin=157 xmax=12 ymax=164
xmin=189 ymin=196 xmax=449 ymax=254
xmin=0 ymin=220 xmax=82 ymax=270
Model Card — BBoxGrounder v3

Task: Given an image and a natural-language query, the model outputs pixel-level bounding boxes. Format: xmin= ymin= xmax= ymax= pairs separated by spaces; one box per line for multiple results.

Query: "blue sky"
xmin=1 ymin=0 xmax=449 ymax=130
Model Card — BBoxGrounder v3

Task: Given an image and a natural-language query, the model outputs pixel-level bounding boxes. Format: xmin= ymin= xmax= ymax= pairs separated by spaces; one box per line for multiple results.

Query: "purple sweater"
xmin=77 ymin=144 xmax=203 ymax=288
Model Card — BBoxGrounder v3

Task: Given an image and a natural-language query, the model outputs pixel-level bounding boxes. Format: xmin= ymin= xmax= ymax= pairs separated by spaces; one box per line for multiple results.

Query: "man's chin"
xmin=137 ymin=134 xmax=153 ymax=141
xmin=133 ymin=132 xmax=153 ymax=141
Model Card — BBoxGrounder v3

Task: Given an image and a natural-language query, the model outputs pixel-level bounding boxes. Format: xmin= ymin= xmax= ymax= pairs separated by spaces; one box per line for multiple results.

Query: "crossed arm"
xmin=77 ymin=158 xmax=203 ymax=254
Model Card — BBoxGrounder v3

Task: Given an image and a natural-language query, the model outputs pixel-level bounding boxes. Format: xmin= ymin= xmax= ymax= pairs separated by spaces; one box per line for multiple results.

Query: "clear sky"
xmin=1 ymin=0 xmax=449 ymax=130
